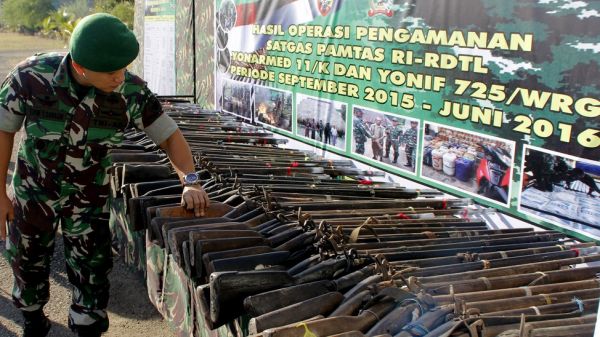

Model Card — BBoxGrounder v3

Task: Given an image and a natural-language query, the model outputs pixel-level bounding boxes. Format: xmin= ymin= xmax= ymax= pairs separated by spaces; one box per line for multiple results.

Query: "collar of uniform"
xmin=52 ymin=54 xmax=74 ymax=88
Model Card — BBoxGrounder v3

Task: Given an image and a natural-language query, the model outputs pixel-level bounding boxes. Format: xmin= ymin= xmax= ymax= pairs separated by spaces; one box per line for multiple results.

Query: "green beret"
xmin=70 ymin=13 xmax=139 ymax=72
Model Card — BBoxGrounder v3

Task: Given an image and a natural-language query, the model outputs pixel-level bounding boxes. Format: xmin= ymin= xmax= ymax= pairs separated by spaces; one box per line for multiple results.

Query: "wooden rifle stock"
xmin=329 ymin=289 xmax=371 ymax=317
xmin=261 ymin=298 xmax=396 ymax=337
xmin=374 ymin=241 xmax=562 ymax=262
xmin=249 ymin=292 xmax=344 ymax=334
xmin=416 ymin=254 xmax=600 ymax=284
xmin=342 ymin=275 xmax=384 ymax=302
xmin=465 ymin=288 xmax=600 ymax=313
xmin=434 ymin=279 xmax=600 ymax=304
xmin=210 ymin=271 xmax=295 ymax=328
xmin=474 ymin=314 xmax=596 ymax=337
xmin=481 ymin=298 xmax=598 ymax=316
xmin=419 ymin=265 xmax=600 ymax=295
xmin=347 ymin=231 xmax=559 ymax=250
xmin=399 ymin=250 xmax=579 ymax=278
xmin=208 ymin=251 xmax=292 ymax=274
xmin=209 ymin=258 xmax=356 ymax=328
xmin=333 ymin=265 xmax=377 ymax=292
xmin=155 ymin=202 xmax=234 ymax=218
xmin=392 ymin=243 xmax=593 ymax=269
xmin=244 ymin=280 xmax=334 ymax=317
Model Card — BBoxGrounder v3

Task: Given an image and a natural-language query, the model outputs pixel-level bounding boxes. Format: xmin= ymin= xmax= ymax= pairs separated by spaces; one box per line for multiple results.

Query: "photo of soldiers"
xmin=352 ymin=108 xmax=371 ymax=155
xmin=403 ymin=121 xmax=418 ymax=168
xmin=296 ymin=94 xmax=347 ymax=150
xmin=351 ymin=107 xmax=417 ymax=173
xmin=386 ymin=118 xmax=403 ymax=164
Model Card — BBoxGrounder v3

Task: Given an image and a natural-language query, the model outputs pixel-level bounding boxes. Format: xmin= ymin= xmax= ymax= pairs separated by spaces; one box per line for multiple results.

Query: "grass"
xmin=0 ymin=32 xmax=66 ymax=51
xmin=0 ymin=32 xmax=67 ymax=77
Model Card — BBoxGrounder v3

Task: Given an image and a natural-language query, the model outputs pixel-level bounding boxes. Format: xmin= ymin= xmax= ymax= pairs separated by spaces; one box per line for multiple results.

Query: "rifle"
xmin=248 ymin=292 xmax=344 ymax=334
xmin=391 ymin=243 xmax=593 ymax=268
xmin=415 ymin=254 xmax=600 ymax=284
xmin=244 ymin=280 xmax=334 ymax=317
xmin=260 ymin=298 xmax=396 ymax=337
xmin=418 ymin=265 xmax=600 ymax=295
xmin=209 ymin=257 xmax=363 ymax=327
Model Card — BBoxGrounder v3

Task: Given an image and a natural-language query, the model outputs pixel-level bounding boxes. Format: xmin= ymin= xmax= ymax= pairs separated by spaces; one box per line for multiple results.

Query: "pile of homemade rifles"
xmin=108 ymin=104 xmax=599 ymax=337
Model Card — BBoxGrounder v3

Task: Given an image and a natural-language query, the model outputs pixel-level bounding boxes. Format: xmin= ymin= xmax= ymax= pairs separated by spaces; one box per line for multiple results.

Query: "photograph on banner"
xmin=518 ymin=146 xmax=600 ymax=238
xmin=421 ymin=123 xmax=515 ymax=206
xmin=217 ymin=48 xmax=231 ymax=73
xmin=216 ymin=25 xmax=228 ymax=50
xmin=217 ymin=0 xmax=236 ymax=32
xmin=220 ymin=79 xmax=252 ymax=120
xmin=296 ymin=93 xmax=347 ymax=150
xmin=254 ymin=86 xmax=293 ymax=132
xmin=351 ymin=106 xmax=418 ymax=173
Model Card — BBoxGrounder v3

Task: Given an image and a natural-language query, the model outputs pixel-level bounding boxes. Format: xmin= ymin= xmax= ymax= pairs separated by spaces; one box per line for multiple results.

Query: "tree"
xmin=1 ymin=0 xmax=55 ymax=31
xmin=94 ymin=0 xmax=134 ymax=29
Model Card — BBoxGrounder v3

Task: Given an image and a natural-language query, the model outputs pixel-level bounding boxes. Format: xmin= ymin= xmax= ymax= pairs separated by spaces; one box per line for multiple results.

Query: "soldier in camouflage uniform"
xmin=353 ymin=109 xmax=371 ymax=155
xmin=0 ymin=13 xmax=209 ymax=337
xmin=388 ymin=118 xmax=404 ymax=164
xmin=403 ymin=121 xmax=419 ymax=168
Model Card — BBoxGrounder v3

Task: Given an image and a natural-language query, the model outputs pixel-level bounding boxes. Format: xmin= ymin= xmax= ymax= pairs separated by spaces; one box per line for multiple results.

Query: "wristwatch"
xmin=183 ymin=172 xmax=201 ymax=186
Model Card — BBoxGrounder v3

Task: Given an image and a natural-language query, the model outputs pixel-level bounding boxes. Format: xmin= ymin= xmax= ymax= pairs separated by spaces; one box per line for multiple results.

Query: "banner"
xmin=144 ymin=0 xmax=177 ymax=95
xmin=214 ymin=0 xmax=600 ymax=241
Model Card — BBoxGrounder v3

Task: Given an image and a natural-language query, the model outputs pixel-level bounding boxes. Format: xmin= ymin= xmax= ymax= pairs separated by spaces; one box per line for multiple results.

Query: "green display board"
xmin=212 ymin=0 xmax=600 ymax=240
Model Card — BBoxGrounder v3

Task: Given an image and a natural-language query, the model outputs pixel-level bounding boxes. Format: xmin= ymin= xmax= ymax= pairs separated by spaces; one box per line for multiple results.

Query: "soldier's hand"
xmin=0 ymin=193 xmax=14 ymax=240
xmin=181 ymin=185 xmax=210 ymax=217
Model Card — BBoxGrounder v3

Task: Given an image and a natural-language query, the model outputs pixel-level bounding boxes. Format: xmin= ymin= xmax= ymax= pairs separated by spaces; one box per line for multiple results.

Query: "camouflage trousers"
xmin=355 ymin=141 xmax=366 ymax=154
xmin=4 ymin=195 xmax=113 ymax=330
xmin=389 ymin=141 xmax=400 ymax=162
xmin=406 ymin=146 xmax=415 ymax=167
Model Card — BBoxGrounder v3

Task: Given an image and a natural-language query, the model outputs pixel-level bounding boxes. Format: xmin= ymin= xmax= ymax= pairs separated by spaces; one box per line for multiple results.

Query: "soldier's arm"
xmin=0 ymin=130 xmax=15 ymax=239
xmin=159 ymin=129 xmax=210 ymax=217
xmin=133 ymin=89 xmax=209 ymax=217
xmin=0 ymin=72 xmax=25 ymax=240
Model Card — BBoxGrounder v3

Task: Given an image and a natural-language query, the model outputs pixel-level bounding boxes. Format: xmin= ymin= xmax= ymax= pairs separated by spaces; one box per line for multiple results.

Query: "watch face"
xmin=184 ymin=173 xmax=199 ymax=184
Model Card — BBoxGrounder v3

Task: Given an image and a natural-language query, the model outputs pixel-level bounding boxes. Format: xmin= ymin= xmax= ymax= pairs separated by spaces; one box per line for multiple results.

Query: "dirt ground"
xmin=0 ymin=33 xmax=173 ymax=337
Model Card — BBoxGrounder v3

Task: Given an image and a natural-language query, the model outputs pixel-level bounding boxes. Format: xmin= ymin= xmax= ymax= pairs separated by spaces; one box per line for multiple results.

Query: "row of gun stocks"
xmin=107 ymin=103 xmax=599 ymax=337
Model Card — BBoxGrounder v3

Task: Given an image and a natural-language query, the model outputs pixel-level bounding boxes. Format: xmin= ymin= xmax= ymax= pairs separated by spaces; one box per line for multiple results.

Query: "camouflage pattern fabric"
xmin=176 ymin=0 xmax=194 ymax=96
xmin=164 ymin=255 xmax=194 ymax=337
xmin=195 ymin=0 xmax=215 ymax=108
xmin=109 ymin=196 xmax=147 ymax=273
xmin=403 ymin=127 xmax=418 ymax=167
xmin=0 ymin=52 xmax=164 ymax=328
xmin=146 ymin=237 xmax=167 ymax=316
xmin=353 ymin=117 xmax=371 ymax=155
xmin=389 ymin=124 xmax=404 ymax=162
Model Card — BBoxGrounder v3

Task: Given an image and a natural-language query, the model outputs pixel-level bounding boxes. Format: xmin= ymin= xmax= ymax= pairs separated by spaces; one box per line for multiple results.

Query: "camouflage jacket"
xmin=388 ymin=125 xmax=403 ymax=143
xmin=403 ymin=127 xmax=418 ymax=148
xmin=353 ymin=117 xmax=371 ymax=142
xmin=0 ymin=53 xmax=175 ymax=210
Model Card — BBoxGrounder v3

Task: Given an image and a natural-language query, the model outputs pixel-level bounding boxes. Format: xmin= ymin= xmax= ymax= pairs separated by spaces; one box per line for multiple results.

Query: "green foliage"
xmin=0 ymin=0 xmax=134 ymax=35
xmin=62 ymin=0 xmax=92 ymax=19
xmin=40 ymin=10 xmax=81 ymax=41
xmin=108 ymin=1 xmax=134 ymax=29
xmin=1 ymin=0 xmax=55 ymax=31
xmin=94 ymin=0 xmax=134 ymax=29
